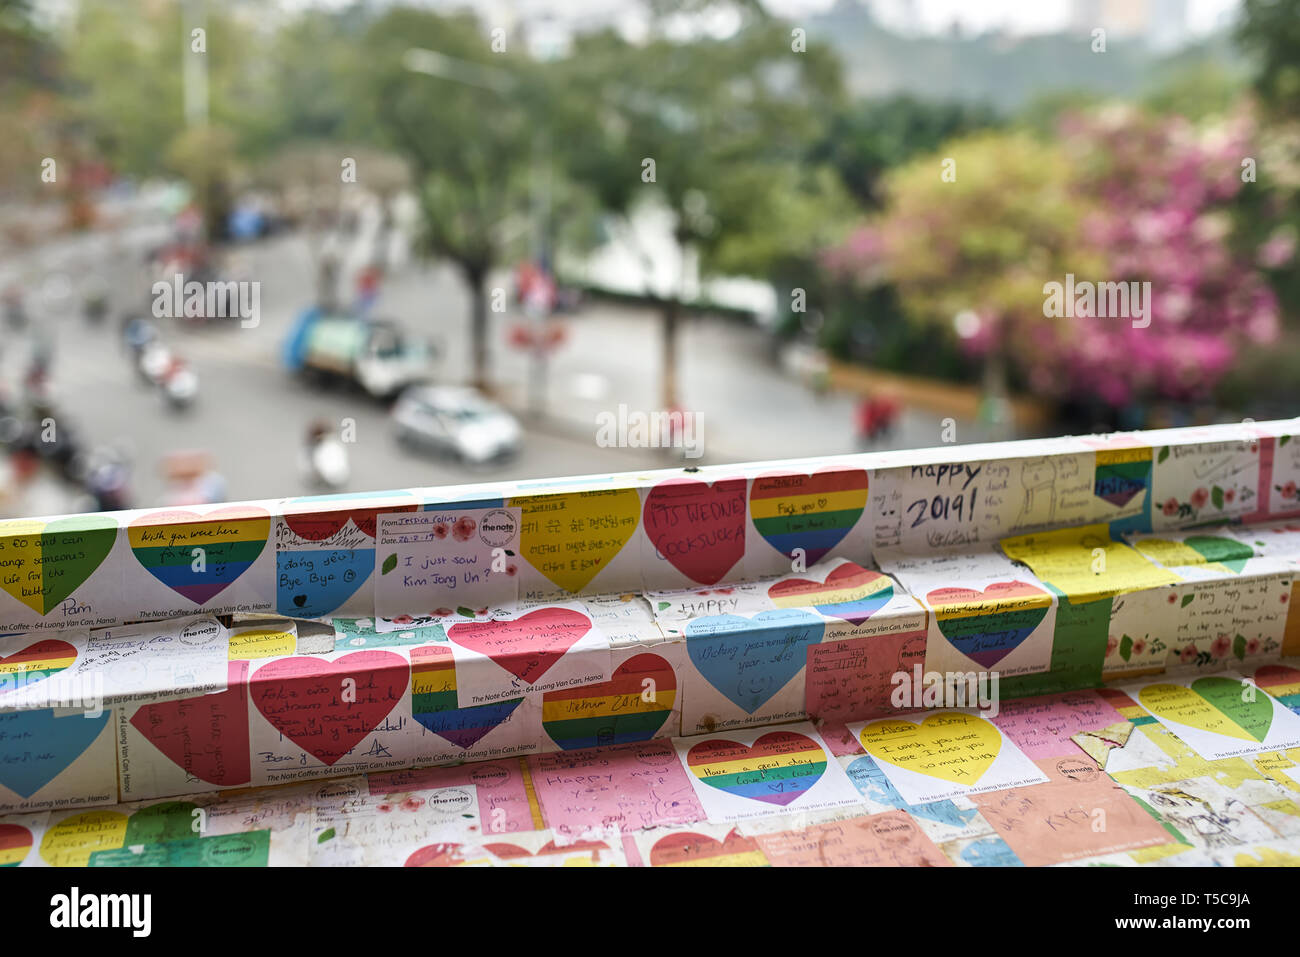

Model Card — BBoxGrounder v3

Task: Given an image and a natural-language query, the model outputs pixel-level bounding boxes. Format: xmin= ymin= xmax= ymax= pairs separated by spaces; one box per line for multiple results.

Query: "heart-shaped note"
xmin=643 ymin=478 xmax=746 ymax=585
xmin=124 ymin=800 xmax=203 ymax=845
xmin=447 ymin=607 xmax=592 ymax=685
xmin=0 ymin=516 xmax=117 ymax=616
xmin=927 ymin=581 xmax=1050 ymax=668
xmin=283 ymin=494 xmax=418 ymax=540
xmin=687 ymin=731 xmax=827 ymax=806
xmin=512 ymin=489 xmax=640 ymax=593
xmin=39 ymin=810 xmax=129 ymax=866
xmin=129 ymin=661 xmax=252 ymax=786
xmin=483 ymin=838 xmax=609 ymax=861
xmin=648 ymin=827 xmax=766 ymax=866
xmin=1184 ymin=536 xmax=1254 ymax=574
xmin=0 ymin=708 xmax=110 ymax=798
xmin=768 ymin=562 xmax=894 ymax=625
xmin=859 ymin=712 xmax=1003 ymax=784
xmin=1093 ymin=456 xmax=1149 ymax=509
xmin=403 ymin=842 xmax=481 ymax=867
xmin=542 ymin=653 xmax=676 ymax=750
xmin=1254 ymin=664 xmax=1300 ymax=702
xmin=0 ymin=638 xmax=77 ymax=693
xmin=750 ymin=468 xmax=868 ymax=564
xmin=250 ymin=651 xmax=408 ymax=766
xmin=277 ymin=547 xmax=375 ymax=618
xmin=410 ymin=644 xmax=522 ymax=749
xmin=1138 ymin=678 xmax=1274 ymax=743
xmin=0 ymin=823 xmax=32 ymax=867
xmin=278 ymin=496 xmax=419 ymax=617
xmin=685 ymin=608 xmax=824 ymax=714
xmin=129 ymin=507 xmax=270 ymax=605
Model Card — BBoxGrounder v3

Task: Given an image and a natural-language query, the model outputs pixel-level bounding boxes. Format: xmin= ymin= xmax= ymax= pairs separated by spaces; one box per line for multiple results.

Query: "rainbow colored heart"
xmin=410 ymin=644 xmax=522 ymax=749
xmin=687 ymin=731 xmax=827 ymax=806
xmin=0 ymin=823 xmax=31 ymax=866
xmin=542 ymin=653 xmax=676 ymax=750
xmin=129 ymin=507 xmax=269 ymax=605
xmin=927 ymin=581 xmax=1051 ymax=668
xmin=0 ymin=638 xmax=77 ymax=694
xmin=1093 ymin=454 xmax=1150 ymax=509
xmin=750 ymin=469 xmax=868 ymax=565
xmin=768 ymin=562 xmax=893 ymax=624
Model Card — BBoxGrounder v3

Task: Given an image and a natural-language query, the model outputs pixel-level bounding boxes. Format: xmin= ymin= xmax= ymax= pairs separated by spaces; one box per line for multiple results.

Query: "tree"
xmin=358 ymin=9 xmax=542 ymax=394
xmin=554 ymin=12 xmax=845 ymax=409
xmin=1234 ymin=0 xmax=1300 ymax=320
xmin=825 ymin=109 xmax=1281 ymax=413
xmin=1237 ymin=0 xmax=1300 ymax=118
xmin=0 ymin=0 xmax=64 ymax=209
xmin=62 ymin=0 xmax=264 ymax=239
xmin=809 ymin=95 xmax=999 ymax=209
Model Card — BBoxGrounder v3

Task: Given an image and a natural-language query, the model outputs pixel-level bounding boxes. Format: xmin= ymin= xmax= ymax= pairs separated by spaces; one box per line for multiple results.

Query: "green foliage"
xmin=553 ymin=19 xmax=846 ymax=289
xmin=358 ymin=9 xmax=539 ymax=278
xmin=1238 ymin=0 xmax=1300 ymax=118
xmin=810 ymin=95 xmax=1000 ymax=207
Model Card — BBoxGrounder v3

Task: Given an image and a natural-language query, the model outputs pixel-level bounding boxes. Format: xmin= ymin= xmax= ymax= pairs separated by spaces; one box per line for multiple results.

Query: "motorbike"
xmin=160 ymin=359 xmax=199 ymax=411
xmin=73 ymin=446 xmax=132 ymax=512
xmin=305 ymin=436 xmax=350 ymax=490
xmin=137 ymin=340 xmax=172 ymax=385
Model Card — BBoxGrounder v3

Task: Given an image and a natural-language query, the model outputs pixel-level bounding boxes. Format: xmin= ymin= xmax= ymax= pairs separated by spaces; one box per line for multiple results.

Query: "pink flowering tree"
xmin=824 ymin=105 xmax=1285 ymax=411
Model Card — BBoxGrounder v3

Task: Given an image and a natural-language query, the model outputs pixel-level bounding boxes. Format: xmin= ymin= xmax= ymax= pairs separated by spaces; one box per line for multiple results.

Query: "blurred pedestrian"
xmin=354 ymin=263 xmax=383 ymax=320
xmin=161 ymin=451 xmax=226 ymax=506
xmin=0 ymin=444 xmax=79 ymax=519
xmin=3 ymin=285 xmax=27 ymax=331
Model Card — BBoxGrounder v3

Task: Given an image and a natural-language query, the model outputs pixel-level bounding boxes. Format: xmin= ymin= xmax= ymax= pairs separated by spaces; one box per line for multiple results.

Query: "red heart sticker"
xmin=448 ymin=608 xmax=592 ymax=685
xmin=283 ymin=502 xmax=418 ymax=541
xmin=643 ymin=477 xmax=746 ymax=585
xmin=251 ymin=651 xmax=408 ymax=766
xmin=130 ymin=661 xmax=252 ymax=786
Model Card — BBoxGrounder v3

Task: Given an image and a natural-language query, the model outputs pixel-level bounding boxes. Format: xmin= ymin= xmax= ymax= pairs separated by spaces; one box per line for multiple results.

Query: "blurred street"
xmin=0 ymin=202 xmax=992 ymax=508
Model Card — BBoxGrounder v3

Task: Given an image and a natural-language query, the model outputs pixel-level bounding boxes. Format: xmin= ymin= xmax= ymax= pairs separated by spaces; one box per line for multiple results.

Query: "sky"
xmin=444 ymin=0 xmax=1243 ymax=40
xmin=764 ymin=0 xmax=1241 ymax=37
xmin=38 ymin=0 xmax=1245 ymax=44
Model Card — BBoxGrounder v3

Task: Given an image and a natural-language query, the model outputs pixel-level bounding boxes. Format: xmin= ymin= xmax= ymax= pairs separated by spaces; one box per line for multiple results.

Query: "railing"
xmin=2 ymin=417 xmax=1298 ymax=812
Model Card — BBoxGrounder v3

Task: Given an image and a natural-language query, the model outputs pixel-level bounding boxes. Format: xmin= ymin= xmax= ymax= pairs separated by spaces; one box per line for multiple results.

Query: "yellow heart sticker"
xmin=40 ymin=810 xmax=128 ymax=867
xmin=511 ymin=489 xmax=640 ymax=593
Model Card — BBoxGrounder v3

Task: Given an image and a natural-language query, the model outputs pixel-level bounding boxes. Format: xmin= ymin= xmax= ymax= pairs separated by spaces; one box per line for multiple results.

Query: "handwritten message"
xmin=375 ymin=508 xmax=520 ymax=619
xmin=529 ymin=739 xmax=704 ymax=839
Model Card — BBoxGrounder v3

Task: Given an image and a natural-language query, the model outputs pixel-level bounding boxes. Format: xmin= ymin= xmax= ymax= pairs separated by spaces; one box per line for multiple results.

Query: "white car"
xmin=392 ymin=386 xmax=521 ymax=465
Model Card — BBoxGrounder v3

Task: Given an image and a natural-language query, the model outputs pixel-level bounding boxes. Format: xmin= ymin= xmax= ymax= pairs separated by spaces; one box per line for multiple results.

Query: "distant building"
xmin=1070 ymin=0 xmax=1190 ymax=50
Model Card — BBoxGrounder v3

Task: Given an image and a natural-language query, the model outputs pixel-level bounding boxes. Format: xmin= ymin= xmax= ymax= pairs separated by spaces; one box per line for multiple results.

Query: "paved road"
xmin=0 ymin=205 xmax=1007 ymax=509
